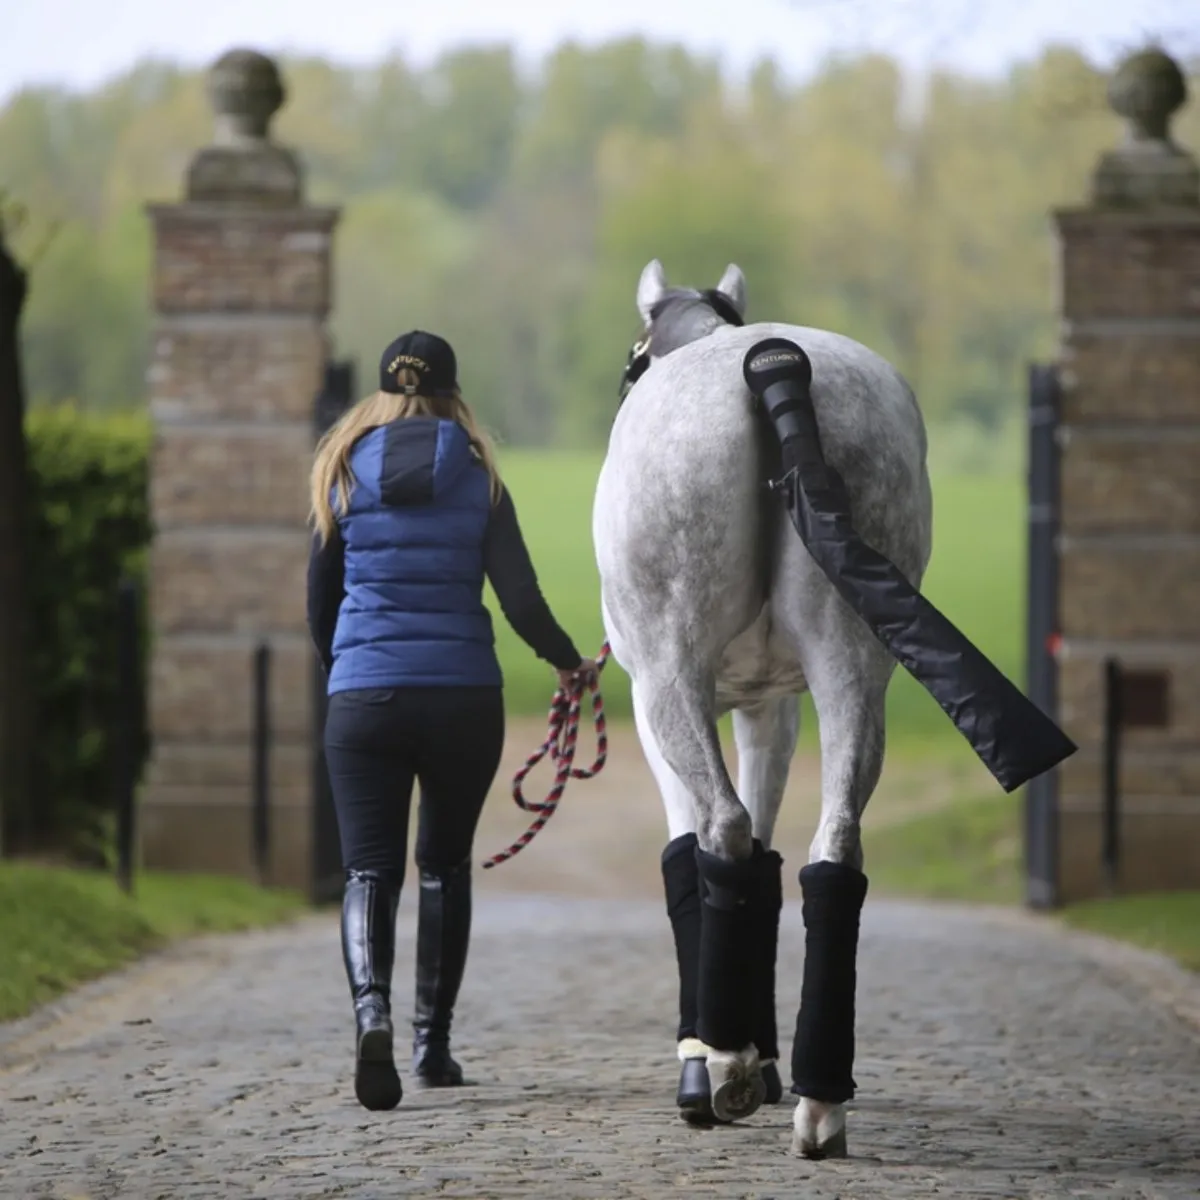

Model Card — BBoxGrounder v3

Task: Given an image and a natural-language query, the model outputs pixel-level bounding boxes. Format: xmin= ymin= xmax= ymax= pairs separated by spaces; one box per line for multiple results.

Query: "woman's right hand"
xmin=557 ymin=658 xmax=598 ymax=693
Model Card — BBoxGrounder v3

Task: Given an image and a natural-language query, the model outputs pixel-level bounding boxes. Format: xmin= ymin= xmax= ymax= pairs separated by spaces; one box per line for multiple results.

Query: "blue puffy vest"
xmin=327 ymin=417 xmax=501 ymax=692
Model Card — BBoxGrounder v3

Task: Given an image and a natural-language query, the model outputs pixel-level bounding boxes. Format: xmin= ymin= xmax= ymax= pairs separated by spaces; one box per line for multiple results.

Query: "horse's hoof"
xmin=762 ymin=1061 xmax=784 ymax=1104
xmin=793 ymin=1126 xmax=847 ymax=1159
xmin=792 ymin=1098 xmax=847 ymax=1158
xmin=676 ymin=1056 xmax=721 ymax=1125
xmin=711 ymin=1070 xmax=767 ymax=1123
xmin=707 ymin=1051 xmax=767 ymax=1123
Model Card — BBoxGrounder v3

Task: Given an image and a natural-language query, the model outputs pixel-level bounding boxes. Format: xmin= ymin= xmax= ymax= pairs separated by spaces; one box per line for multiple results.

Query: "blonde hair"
xmin=309 ymin=369 xmax=503 ymax=546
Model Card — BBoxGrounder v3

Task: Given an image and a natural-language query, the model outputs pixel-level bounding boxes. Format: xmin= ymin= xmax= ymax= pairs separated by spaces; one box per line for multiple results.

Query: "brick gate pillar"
xmin=1053 ymin=48 xmax=1200 ymax=901
xmin=141 ymin=49 xmax=340 ymax=891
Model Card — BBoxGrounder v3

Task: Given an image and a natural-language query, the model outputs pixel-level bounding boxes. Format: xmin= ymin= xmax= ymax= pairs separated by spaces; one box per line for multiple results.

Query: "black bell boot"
xmin=341 ymin=869 xmax=402 ymax=1112
xmin=751 ymin=840 xmax=785 ymax=1105
xmin=412 ymin=859 xmax=472 ymax=1087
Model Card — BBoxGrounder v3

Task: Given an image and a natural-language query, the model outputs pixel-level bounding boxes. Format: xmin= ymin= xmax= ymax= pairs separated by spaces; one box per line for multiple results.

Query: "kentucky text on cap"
xmin=379 ymin=331 xmax=459 ymax=397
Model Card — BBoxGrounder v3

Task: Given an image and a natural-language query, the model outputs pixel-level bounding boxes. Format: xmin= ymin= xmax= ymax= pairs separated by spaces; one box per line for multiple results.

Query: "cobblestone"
xmin=2 ymin=894 xmax=1198 ymax=1199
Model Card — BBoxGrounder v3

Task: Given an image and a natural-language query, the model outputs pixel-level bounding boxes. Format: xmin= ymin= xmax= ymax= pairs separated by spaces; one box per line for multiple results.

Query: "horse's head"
xmin=617 ymin=260 xmax=748 ymax=401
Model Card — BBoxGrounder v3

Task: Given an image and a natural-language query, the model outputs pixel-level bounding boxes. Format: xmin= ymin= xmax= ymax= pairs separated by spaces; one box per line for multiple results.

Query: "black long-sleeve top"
xmin=306 ymin=484 xmax=582 ymax=679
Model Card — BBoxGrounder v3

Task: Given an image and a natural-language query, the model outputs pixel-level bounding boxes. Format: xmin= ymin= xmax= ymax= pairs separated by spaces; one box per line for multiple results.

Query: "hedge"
xmin=15 ymin=406 xmax=152 ymax=856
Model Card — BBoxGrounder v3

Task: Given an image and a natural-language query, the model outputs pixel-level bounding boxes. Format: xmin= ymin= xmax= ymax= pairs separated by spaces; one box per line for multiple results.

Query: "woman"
xmin=307 ymin=330 xmax=595 ymax=1113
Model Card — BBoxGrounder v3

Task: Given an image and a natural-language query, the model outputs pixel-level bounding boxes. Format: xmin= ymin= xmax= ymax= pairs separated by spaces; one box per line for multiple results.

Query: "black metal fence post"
xmin=113 ymin=576 xmax=140 ymax=895
xmin=1101 ymin=657 xmax=1122 ymax=896
xmin=252 ymin=641 xmax=271 ymax=884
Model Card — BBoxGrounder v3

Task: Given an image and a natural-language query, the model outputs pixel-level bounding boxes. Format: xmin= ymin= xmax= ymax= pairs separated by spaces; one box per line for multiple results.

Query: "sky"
xmin=3 ymin=0 xmax=1199 ymax=103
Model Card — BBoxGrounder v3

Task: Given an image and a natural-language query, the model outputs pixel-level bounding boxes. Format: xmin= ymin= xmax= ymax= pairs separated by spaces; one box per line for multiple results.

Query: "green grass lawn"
xmin=866 ymin=791 xmax=1024 ymax=906
xmin=493 ymin=448 xmax=1024 ymax=747
xmin=0 ymin=865 xmax=304 ymax=1022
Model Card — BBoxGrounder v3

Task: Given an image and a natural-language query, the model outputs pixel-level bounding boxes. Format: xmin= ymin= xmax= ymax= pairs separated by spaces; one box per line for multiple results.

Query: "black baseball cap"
xmin=379 ymin=330 xmax=459 ymax=397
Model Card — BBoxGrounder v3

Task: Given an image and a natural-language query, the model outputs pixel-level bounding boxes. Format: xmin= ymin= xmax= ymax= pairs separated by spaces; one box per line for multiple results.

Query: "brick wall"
xmin=142 ymin=198 xmax=339 ymax=891
xmin=1052 ymin=209 xmax=1200 ymax=901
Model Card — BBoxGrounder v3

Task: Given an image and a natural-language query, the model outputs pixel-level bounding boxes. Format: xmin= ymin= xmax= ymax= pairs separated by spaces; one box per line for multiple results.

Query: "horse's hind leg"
xmin=732 ymin=696 xmax=800 ymax=1106
xmin=636 ymin=666 xmax=768 ymax=1123
xmin=784 ymin=635 xmax=891 ymax=1159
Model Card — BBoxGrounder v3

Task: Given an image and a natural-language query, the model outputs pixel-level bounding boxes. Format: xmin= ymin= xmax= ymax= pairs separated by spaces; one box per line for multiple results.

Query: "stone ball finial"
xmin=1107 ymin=47 xmax=1188 ymax=143
xmin=207 ymin=49 xmax=286 ymax=145
xmin=1092 ymin=45 xmax=1198 ymax=207
xmin=185 ymin=48 xmax=303 ymax=204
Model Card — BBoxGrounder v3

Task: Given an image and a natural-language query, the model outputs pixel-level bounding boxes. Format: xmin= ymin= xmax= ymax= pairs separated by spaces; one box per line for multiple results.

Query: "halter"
xmin=617 ymin=289 xmax=746 ymax=403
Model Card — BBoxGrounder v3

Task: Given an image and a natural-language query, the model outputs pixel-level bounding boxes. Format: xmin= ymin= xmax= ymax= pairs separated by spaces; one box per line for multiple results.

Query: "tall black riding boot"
xmin=412 ymin=859 xmax=472 ymax=1087
xmin=341 ymin=869 xmax=402 ymax=1111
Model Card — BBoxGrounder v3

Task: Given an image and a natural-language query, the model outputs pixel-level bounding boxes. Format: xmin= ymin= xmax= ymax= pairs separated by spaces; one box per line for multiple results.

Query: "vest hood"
xmin=348 ymin=417 xmax=477 ymax=508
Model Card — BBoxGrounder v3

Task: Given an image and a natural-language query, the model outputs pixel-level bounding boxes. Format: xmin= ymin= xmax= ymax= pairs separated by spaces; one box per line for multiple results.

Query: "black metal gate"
xmin=310 ymin=360 xmax=357 ymax=904
xmin=1024 ymin=363 xmax=1062 ymax=909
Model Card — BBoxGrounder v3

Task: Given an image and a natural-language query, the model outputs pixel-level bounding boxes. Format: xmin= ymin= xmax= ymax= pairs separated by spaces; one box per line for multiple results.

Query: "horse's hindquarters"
xmin=593 ymin=379 xmax=768 ymax=673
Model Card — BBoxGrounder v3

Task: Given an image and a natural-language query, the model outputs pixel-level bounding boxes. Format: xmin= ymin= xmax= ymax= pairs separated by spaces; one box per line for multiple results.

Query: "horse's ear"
xmin=715 ymin=263 xmax=747 ymax=319
xmin=636 ymin=259 xmax=667 ymax=323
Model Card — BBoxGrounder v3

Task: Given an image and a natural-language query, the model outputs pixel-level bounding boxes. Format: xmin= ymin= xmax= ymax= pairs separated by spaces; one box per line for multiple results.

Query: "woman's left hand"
xmin=557 ymin=658 xmax=598 ymax=693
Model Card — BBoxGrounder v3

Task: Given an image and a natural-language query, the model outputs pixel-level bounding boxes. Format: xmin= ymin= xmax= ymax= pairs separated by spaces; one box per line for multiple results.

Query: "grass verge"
xmin=0 ymin=864 xmax=305 ymax=1023
xmin=866 ymin=791 xmax=1023 ymax=906
xmin=1060 ymin=893 xmax=1200 ymax=973
xmin=866 ymin=794 xmax=1200 ymax=974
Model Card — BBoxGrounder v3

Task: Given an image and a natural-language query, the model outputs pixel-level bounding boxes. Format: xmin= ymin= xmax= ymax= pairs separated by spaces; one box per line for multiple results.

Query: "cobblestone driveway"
xmin=2 ymin=893 xmax=1199 ymax=1199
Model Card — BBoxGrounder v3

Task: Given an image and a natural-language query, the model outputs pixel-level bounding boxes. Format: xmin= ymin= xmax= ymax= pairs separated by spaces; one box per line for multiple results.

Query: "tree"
xmin=0 ymin=196 xmax=35 ymax=854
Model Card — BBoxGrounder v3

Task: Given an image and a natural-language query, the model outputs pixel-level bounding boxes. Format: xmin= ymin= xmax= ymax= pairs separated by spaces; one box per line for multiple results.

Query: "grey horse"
xmin=592 ymin=259 xmax=932 ymax=1156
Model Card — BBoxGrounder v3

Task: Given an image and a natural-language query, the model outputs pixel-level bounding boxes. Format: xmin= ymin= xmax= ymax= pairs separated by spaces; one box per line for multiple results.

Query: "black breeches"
xmin=323 ymin=686 xmax=506 ymax=885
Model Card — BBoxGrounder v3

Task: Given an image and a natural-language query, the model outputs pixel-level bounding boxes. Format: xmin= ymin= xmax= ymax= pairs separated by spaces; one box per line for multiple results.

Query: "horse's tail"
xmin=742 ymin=337 xmax=1076 ymax=794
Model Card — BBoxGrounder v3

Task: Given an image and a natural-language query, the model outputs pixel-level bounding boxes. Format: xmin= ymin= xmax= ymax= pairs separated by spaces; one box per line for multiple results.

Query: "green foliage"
xmin=23 ymin=406 xmax=153 ymax=852
xmin=6 ymin=40 xmax=1195 ymax=440
xmin=0 ymin=863 xmax=303 ymax=1020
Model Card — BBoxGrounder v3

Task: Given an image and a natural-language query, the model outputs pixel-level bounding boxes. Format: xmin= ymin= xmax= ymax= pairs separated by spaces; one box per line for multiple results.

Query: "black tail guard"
xmin=743 ymin=337 xmax=1076 ymax=793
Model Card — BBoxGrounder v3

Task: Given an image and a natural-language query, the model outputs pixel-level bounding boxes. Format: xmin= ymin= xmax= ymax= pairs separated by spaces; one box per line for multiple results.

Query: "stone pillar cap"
xmin=185 ymin=48 xmax=303 ymax=205
xmin=1093 ymin=46 xmax=1198 ymax=208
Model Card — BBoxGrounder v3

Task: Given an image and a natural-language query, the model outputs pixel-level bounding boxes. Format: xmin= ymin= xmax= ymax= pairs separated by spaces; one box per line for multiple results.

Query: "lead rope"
xmin=481 ymin=642 xmax=612 ymax=869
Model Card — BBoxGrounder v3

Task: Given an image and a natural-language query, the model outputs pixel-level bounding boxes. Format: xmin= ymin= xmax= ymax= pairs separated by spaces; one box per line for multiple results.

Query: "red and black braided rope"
xmin=482 ymin=642 xmax=612 ymax=869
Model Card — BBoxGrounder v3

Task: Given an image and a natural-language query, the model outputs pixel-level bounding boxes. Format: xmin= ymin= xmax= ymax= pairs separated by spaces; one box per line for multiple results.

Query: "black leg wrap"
xmin=695 ymin=849 xmax=758 ymax=1052
xmin=664 ymin=835 xmax=717 ymax=1122
xmin=750 ymin=841 xmax=785 ymax=1104
xmin=790 ymin=861 xmax=869 ymax=1104
xmin=661 ymin=834 xmax=701 ymax=1041
xmin=750 ymin=840 xmax=784 ymax=1062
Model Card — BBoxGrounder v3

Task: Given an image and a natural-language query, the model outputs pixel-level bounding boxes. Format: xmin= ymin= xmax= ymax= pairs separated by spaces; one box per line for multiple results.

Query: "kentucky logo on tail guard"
xmin=742 ymin=337 xmax=1077 ymax=794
